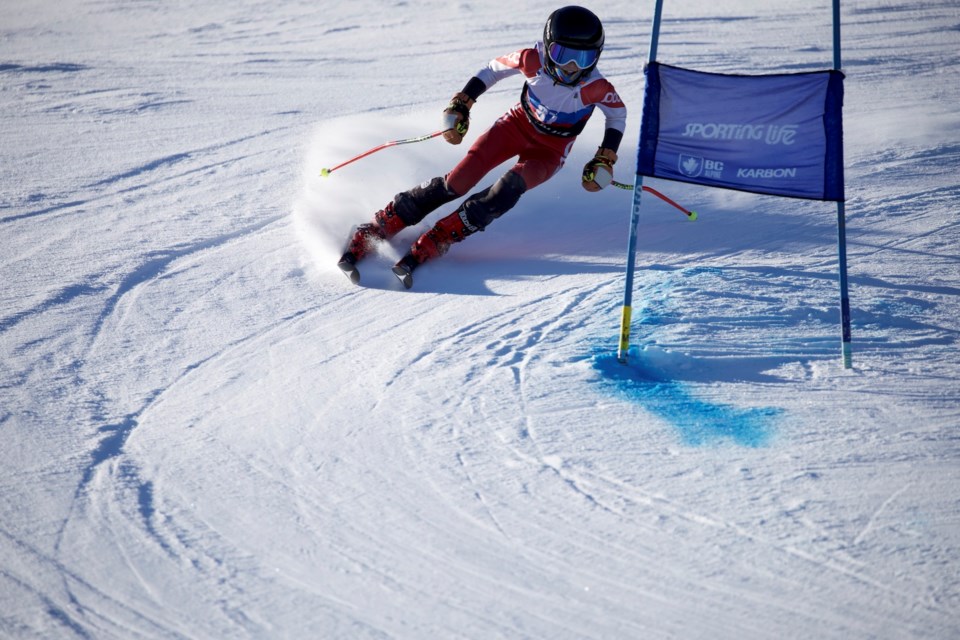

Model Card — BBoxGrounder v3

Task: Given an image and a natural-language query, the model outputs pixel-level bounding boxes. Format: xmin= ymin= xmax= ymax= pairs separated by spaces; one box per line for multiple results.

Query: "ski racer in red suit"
xmin=338 ymin=5 xmax=627 ymax=288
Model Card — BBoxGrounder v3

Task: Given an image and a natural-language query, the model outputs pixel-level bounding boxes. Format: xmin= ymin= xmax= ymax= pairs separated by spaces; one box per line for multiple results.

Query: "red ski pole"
xmin=320 ymin=130 xmax=447 ymax=177
xmin=612 ymin=181 xmax=698 ymax=221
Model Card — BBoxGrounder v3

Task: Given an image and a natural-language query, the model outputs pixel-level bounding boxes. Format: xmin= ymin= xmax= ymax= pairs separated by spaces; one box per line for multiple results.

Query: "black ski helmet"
xmin=543 ymin=6 xmax=605 ymax=85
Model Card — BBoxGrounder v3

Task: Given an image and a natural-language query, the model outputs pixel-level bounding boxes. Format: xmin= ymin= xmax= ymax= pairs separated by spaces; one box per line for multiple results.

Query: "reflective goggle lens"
xmin=547 ymin=43 xmax=599 ymax=69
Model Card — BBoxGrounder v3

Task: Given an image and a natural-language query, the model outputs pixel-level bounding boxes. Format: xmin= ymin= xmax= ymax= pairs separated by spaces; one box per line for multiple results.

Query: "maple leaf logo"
xmin=678 ymin=154 xmax=703 ymax=177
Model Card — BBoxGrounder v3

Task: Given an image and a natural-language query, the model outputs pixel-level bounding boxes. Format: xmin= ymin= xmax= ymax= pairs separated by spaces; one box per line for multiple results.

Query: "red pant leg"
xmin=510 ymin=114 xmax=576 ymax=190
xmin=447 ymin=110 xmax=576 ymax=194
xmin=445 ymin=113 xmax=528 ymax=196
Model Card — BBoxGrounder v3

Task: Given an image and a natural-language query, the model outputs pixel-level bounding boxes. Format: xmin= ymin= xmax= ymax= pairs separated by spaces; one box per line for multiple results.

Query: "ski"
xmin=391 ymin=255 xmax=419 ymax=290
xmin=391 ymin=263 xmax=414 ymax=289
xmin=337 ymin=254 xmax=361 ymax=285
xmin=338 ymin=248 xmax=420 ymax=290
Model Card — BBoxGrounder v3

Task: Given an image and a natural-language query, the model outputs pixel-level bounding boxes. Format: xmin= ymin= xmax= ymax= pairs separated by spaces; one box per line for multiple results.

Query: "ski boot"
xmin=337 ymin=203 xmax=405 ymax=285
xmin=392 ymin=208 xmax=477 ymax=289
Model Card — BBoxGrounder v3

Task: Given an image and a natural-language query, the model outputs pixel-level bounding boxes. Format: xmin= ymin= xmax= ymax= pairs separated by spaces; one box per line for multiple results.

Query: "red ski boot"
xmin=337 ymin=203 xmax=407 ymax=284
xmin=392 ymin=209 xmax=477 ymax=289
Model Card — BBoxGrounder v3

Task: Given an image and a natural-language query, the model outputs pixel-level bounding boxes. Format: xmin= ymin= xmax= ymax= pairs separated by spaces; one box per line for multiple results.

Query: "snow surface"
xmin=2 ymin=0 xmax=959 ymax=637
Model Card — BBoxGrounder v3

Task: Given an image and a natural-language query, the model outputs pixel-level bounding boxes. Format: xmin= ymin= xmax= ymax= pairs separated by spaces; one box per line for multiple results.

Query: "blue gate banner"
xmin=637 ymin=62 xmax=845 ymax=201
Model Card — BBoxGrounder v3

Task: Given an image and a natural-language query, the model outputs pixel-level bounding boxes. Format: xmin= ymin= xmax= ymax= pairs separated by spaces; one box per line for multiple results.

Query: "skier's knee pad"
xmin=461 ymin=170 xmax=527 ymax=231
xmin=393 ymin=176 xmax=461 ymax=226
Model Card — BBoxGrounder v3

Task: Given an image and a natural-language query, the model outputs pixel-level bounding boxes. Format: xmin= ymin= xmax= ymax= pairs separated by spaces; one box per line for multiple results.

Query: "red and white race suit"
xmin=446 ymin=41 xmax=627 ymax=196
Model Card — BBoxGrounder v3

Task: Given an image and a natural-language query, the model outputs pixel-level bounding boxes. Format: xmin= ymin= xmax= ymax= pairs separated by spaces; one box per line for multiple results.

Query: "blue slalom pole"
xmin=833 ymin=0 xmax=853 ymax=368
xmin=837 ymin=202 xmax=853 ymax=368
xmin=833 ymin=0 xmax=842 ymax=71
xmin=617 ymin=0 xmax=665 ymax=364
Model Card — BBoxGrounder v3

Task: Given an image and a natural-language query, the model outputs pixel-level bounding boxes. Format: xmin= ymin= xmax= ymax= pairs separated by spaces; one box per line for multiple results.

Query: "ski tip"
xmin=391 ymin=264 xmax=413 ymax=289
xmin=392 ymin=255 xmax=421 ymax=290
xmin=337 ymin=254 xmax=361 ymax=285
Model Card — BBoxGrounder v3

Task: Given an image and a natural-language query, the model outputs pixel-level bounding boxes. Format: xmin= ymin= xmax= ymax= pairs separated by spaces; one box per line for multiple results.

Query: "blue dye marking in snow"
xmin=592 ymin=350 xmax=778 ymax=447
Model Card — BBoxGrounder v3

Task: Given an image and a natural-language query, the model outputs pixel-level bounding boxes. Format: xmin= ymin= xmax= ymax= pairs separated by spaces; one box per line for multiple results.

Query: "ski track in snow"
xmin=2 ymin=0 xmax=960 ymax=638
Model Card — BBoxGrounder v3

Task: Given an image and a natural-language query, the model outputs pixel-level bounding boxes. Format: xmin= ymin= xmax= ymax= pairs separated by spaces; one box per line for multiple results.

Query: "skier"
xmin=338 ymin=5 xmax=627 ymax=288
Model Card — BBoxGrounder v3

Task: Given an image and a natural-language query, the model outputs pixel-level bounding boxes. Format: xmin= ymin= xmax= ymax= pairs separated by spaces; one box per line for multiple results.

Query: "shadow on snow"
xmin=592 ymin=346 xmax=781 ymax=448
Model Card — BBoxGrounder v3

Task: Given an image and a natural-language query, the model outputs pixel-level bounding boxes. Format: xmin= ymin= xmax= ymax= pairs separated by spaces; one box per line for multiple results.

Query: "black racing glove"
xmin=582 ymin=148 xmax=618 ymax=192
xmin=442 ymin=92 xmax=474 ymax=145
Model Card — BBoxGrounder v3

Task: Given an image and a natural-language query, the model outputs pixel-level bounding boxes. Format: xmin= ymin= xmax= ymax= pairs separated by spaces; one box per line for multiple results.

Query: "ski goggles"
xmin=547 ymin=42 xmax=600 ymax=70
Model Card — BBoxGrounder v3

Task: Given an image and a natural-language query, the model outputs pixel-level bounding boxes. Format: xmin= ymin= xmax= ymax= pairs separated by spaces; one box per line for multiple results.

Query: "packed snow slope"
xmin=2 ymin=0 xmax=959 ymax=638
